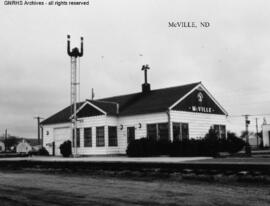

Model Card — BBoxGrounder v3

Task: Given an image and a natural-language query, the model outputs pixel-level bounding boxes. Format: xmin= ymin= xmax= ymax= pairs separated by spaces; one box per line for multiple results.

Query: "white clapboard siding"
xmin=43 ymin=111 xmax=228 ymax=155
xmin=170 ymin=110 xmax=228 ymax=139
xmin=43 ymin=123 xmax=71 ymax=155
xmin=76 ymin=115 xmax=120 ymax=155
xmin=117 ymin=112 xmax=168 ymax=153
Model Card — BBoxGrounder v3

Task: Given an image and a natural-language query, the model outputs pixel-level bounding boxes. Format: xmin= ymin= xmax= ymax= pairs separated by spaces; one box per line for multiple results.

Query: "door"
xmin=127 ymin=127 xmax=135 ymax=145
xmin=53 ymin=127 xmax=70 ymax=156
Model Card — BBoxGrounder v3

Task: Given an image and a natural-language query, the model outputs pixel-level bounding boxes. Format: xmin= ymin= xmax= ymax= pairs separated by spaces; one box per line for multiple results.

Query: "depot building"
xmin=41 ymin=70 xmax=228 ymax=156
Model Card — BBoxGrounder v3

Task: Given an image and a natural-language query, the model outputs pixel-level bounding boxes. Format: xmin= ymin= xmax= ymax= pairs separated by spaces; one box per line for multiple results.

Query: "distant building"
xmin=16 ymin=139 xmax=32 ymax=154
xmin=41 ymin=78 xmax=228 ymax=156
xmin=0 ymin=141 xmax=5 ymax=152
xmin=248 ymin=133 xmax=262 ymax=148
xmin=262 ymin=124 xmax=270 ymax=147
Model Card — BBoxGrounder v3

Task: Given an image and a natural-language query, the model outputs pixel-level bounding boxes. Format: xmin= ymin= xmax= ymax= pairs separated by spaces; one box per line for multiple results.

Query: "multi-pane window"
xmin=84 ymin=127 xmax=92 ymax=147
xmin=173 ymin=123 xmax=189 ymax=142
xmin=213 ymin=124 xmax=226 ymax=139
xmin=96 ymin=126 xmax=105 ymax=147
xmin=147 ymin=123 xmax=169 ymax=141
xmin=147 ymin=124 xmax=157 ymax=141
xmin=158 ymin=123 xmax=169 ymax=140
xmin=108 ymin=126 xmax=117 ymax=146
xmin=72 ymin=128 xmax=80 ymax=147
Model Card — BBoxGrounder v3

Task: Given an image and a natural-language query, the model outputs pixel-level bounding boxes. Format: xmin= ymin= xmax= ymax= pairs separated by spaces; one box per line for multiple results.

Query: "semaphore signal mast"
xmin=67 ymin=35 xmax=84 ymax=157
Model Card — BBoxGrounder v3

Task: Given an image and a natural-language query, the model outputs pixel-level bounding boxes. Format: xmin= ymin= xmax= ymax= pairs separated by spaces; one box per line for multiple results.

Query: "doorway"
xmin=127 ymin=127 xmax=135 ymax=145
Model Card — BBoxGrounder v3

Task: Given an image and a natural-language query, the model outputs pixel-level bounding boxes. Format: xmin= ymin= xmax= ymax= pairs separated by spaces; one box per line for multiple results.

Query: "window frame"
xmin=108 ymin=126 xmax=118 ymax=147
xmin=84 ymin=127 xmax=92 ymax=147
xmin=213 ymin=124 xmax=226 ymax=139
xmin=147 ymin=122 xmax=169 ymax=141
xmin=96 ymin=126 xmax=105 ymax=147
xmin=172 ymin=122 xmax=189 ymax=142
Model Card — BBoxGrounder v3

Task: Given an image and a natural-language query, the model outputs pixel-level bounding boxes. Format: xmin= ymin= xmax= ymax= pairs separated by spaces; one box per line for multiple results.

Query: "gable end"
xmin=170 ymin=84 xmax=228 ymax=115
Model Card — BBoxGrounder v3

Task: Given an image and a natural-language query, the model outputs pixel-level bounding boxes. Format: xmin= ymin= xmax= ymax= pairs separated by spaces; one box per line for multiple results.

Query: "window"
xmin=84 ymin=127 xmax=92 ymax=147
xmin=72 ymin=128 xmax=80 ymax=147
xmin=108 ymin=126 xmax=117 ymax=146
xmin=181 ymin=123 xmax=189 ymax=140
xmin=173 ymin=123 xmax=180 ymax=142
xmin=158 ymin=123 xmax=169 ymax=140
xmin=173 ymin=122 xmax=189 ymax=142
xmin=147 ymin=123 xmax=169 ymax=141
xmin=96 ymin=126 xmax=105 ymax=147
xmin=213 ymin=124 xmax=226 ymax=139
xmin=147 ymin=124 xmax=157 ymax=141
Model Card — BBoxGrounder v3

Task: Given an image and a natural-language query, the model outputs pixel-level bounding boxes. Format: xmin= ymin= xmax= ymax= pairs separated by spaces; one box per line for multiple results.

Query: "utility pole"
xmin=4 ymin=129 xmax=7 ymax=152
xmin=255 ymin=118 xmax=259 ymax=148
xmin=244 ymin=115 xmax=251 ymax=155
xmin=34 ymin=116 xmax=43 ymax=145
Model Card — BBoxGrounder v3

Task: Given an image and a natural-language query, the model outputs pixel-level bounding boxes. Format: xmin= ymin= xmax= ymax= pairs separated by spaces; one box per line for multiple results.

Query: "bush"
xmin=60 ymin=140 xmax=72 ymax=157
xmin=126 ymin=130 xmax=245 ymax=157
xmin=127 ymin=138 xmax=160 ymax=157
xmin=37 ymin=147 xmax=50 ymax=156
xmin=156 ymin=139 xmax=171 ymax=155
xmin=170 ymin=138 xmax=219 ymax=157
xmin=28 ymin=147 xmax=49 ymax=156
xmin=225 ymin=132 xmax=245 ymax=154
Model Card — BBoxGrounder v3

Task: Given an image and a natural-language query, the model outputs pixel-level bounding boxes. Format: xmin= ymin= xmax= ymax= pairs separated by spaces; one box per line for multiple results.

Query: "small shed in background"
xmin=16 ymin=139 xmax=32 ymax=154
xmin=0 ymin=141 xmax=5 ymax=152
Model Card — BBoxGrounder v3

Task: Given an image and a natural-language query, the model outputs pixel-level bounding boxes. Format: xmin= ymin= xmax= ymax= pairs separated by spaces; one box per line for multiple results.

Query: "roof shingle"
xmin=41 ymin=82 xmax=200 ymax=125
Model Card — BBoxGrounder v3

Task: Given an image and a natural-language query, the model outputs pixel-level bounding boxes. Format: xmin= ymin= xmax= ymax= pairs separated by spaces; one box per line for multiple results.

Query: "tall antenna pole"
xmin=67 ymin=35 xmax=84 ymax=157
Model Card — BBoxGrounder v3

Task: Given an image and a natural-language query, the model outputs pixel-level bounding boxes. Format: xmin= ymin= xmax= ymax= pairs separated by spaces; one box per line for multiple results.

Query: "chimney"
xmin=141 ymin=65 xmax=151 ymax=93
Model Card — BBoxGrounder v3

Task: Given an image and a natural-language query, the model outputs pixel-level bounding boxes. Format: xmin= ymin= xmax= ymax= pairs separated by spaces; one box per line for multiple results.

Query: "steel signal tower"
xmin=67 ymin=35 xmax=84 ymax=156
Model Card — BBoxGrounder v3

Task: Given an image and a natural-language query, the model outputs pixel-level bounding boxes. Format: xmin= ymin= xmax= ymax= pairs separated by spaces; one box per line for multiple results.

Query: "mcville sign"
xmin=191 ymin=106 xmax=213 ymax=113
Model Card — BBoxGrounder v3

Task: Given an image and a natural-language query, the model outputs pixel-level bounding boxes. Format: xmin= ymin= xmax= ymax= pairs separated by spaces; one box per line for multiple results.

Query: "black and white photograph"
xmin=1 ymin=0 xmax=270 ymax=205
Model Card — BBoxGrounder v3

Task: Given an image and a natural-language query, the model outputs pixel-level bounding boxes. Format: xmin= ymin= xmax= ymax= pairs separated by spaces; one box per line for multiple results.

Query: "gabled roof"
xmin=100 ymin=82 xmax=201 ymax=116
xmin=87 ymin=100 xmax=119 ymax=115
xmin=41 ymin=102 xmax=84 ymax=125
xmin=42 ymin=82 xmax=225 ymax=125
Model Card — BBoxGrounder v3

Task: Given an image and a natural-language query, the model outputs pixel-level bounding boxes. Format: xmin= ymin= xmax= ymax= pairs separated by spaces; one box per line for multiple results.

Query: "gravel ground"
xmin=0 ymin=170 xmax=269 ymax=206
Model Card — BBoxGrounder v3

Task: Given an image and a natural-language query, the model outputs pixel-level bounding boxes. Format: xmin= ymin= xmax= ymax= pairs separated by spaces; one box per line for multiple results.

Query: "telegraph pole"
xmin=244 ymin=115 xmax=251 ymax=155
xmin=34 ymin=116 xmax=43 ymax=145
xmin=4 ymin=129 xmax=7 ymax=152
xmin=255 ymin=118 xmax=259 ymax=148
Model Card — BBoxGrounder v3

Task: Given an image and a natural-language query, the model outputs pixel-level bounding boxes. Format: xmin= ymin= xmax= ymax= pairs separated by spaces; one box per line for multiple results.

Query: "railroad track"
xmin=0 ymin=160 xmax=270 ymax=177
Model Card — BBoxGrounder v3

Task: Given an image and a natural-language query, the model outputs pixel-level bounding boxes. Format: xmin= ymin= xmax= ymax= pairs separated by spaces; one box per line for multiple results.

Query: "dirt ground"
xmin=0 ymin=170 xmax=269 ymax=206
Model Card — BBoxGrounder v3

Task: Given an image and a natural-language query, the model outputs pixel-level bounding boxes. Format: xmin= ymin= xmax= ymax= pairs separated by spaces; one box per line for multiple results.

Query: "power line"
xmin=228 ymin=113 xmax=270 ymax=118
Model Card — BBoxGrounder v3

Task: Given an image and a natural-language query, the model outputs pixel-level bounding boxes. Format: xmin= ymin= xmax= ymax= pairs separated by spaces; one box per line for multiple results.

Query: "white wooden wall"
xmin=43 ymin=123 xmax=70 ymax=155
xmin=170 ymin=110 xmax=228 ymax=139
xmin=43 ymin=111 xmax=228 ymax=156
xmin=76 ymin=115 xmax=119 ymax=155
xmin=43 ymin=115 xmax=120 ymax=156
xmin=117 ymin=113 xmax=168 ymax=153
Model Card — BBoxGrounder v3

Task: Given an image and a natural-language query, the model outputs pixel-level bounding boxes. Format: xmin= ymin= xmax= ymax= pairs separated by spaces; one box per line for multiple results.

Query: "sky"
xmin=1 ymin=0 xmax=270 ymax=138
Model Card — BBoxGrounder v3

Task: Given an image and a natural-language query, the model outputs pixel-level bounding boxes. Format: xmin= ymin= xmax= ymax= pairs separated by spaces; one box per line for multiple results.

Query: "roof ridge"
xmin=87 ymin=99 xmax=119 ymax=105
xmin=98 ymin=82 xmax=201 ymax=100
